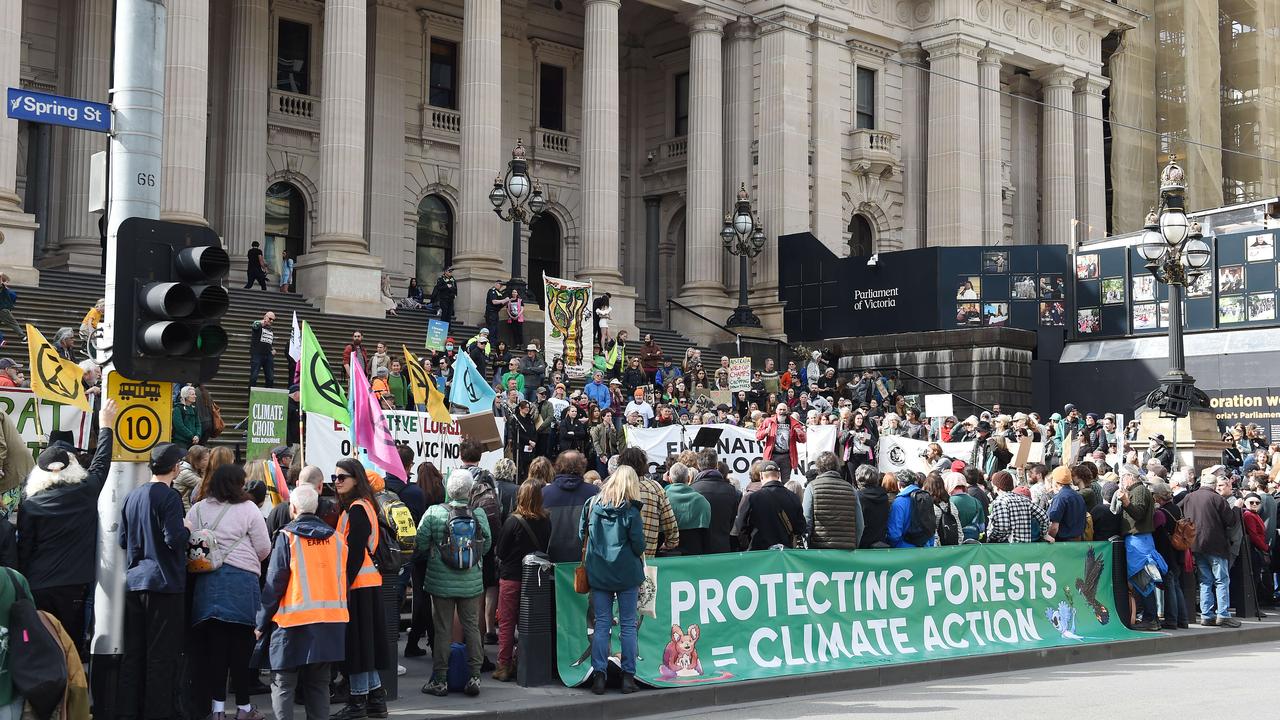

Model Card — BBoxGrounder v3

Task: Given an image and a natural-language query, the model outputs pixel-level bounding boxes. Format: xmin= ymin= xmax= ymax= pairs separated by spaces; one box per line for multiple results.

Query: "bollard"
xmin=381 ymin=572 xmax=400 ymax=700
xmin=1110 ymin=538 xmax=1130 ymax=627
xmin=517 ymin=553 xmax=557 ymax=687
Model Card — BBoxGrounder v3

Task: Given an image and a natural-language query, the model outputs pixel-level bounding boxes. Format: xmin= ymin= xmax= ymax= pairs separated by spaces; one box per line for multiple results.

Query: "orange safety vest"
xmin=273 ymin=529 xmax=350 ymax=627
xmin=337 ymin=498 xmax=381 ymax=590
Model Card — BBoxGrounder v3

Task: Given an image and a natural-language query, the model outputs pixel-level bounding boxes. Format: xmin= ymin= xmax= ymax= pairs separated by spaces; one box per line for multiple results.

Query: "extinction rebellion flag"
xmin=555 ymin=544 xmax=1139 ymax=688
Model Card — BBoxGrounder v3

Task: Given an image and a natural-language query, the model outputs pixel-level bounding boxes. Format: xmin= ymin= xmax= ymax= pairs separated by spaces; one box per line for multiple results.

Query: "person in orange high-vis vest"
xmin=331 ymin=459 xmax=390 ymax=719
xmin=256 ymin=481 xmax=349 ymax=720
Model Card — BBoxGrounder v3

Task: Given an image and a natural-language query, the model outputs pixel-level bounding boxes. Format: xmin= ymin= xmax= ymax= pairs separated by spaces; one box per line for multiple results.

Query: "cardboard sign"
xmin=728 ymin=358 xmax=752 ymax=392
xmin=1012 ymin=436 xmax=1032 ymax=469
xmin=456 ymin=410 xmax=502 ymax=451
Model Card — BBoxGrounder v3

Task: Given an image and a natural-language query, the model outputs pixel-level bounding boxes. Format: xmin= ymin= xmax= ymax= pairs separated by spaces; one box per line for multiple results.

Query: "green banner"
xmin=246 ymin=387 xmax=290 ymax=460
xmin=555 ymin=543 xmax=1138 ymax=687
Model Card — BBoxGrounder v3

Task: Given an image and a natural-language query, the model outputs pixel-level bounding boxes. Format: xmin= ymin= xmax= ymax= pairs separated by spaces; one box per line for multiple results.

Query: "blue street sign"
xmin=7 ymin=87 xmax=110 ymax=133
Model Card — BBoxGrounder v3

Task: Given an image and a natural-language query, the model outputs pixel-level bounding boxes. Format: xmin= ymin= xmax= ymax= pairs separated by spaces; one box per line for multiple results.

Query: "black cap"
xmin=36 ymin=444 xmax=73 ymax=471
xmin=148 ymin=443 xmax=186 ymax=474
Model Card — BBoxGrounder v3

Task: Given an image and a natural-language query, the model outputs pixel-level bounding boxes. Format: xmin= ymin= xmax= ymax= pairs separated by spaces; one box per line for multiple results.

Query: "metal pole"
xmin=91 ymin=0 xmax=165 ymax=714
xmin=1167 ymin=280 xmax=1186 ymax=378
xmin=737 ymin=254 xmax=749 ymax=313
xmin=510 ymin=215 xmax=521 ymax=282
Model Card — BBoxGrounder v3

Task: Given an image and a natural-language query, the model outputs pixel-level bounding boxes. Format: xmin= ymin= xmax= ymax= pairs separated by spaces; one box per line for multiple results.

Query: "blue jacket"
xmin=255 ymin=513 xmax=346 ymax=670
xmin=886 ymin=484 xmax=935 ymax=548
xmin=655 ymin=366 xmax=681 ymax=387
xmin=579 ymin=498 xmax=645 ymax=592
xmin=585 ymin=380 xmax=611 ymax=410
xmin=119 ymin=482 xmax=190 ymax=593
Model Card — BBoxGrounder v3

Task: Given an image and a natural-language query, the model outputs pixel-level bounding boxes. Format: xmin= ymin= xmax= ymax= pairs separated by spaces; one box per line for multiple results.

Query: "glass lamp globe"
xmin=488 ymin=179 xmax=506 ymax=208
xmin=1159 ymin=209 xmax=1189 ymax=246
xmin=528 ymin=182 xmax=546 ymax=215
xmin=1183 ymin=237 xmax=1211 ymax=269
xmin=506 ymin=172 xmax=530 ymax=201
xmin=1136 ymin=229 xmax=1167 ymax=262
xmin=750 ymin=225 xmax=766 ymax=252
xmin=733 ymin=211 xmax=754 ymax=236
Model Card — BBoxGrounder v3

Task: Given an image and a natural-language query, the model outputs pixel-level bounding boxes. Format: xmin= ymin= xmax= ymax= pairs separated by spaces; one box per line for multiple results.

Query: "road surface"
xmin=646 ymin=642 xmax=1273 ymax=719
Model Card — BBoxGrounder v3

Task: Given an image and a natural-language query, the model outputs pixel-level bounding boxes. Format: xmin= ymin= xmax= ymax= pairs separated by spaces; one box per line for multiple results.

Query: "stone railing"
xmin=846 ymin=128 xmax=900 ymax=175
xmin=535 ymin=127 xmax=576 ymax=155
xmin=427 ymin=106 xmax=461 ymax=134
xmin=664 ymin=136 xmax=688 ymax=160
xmin=270 ymin=89 xmax=316 ymax=120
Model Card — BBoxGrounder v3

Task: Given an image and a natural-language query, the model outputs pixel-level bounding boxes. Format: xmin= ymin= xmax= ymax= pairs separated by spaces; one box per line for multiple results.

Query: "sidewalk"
xmin=370 ymin=616 xmax=1280 ymax=720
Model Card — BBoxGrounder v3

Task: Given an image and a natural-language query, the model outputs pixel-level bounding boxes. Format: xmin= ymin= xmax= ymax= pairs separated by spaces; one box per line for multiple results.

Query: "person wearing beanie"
xmin=1047 ymin=465 xmax=1087 ymax=541
xmin=624 ymin=387 xmax=654 ymax=427
xmin=985 ymin=470 xmax=1048 ymax=543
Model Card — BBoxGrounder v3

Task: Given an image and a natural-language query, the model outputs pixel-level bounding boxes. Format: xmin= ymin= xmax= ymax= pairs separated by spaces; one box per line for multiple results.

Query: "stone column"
xmin=757 ymin=11 xmax=810 ymax=303
xmin=722 ymin=19 xmax=753 ymax=298
xmin=1034 ymin=66 xmax=1081 ymax=247
xmin=58 ymin=0 xmax=111 ymax=270
xmin=161 ymin=0 xmax=209 ymax=227
xmin=678 ymin=10 xmax=726 ymax=303
xmin=296 ymin=0 xmax=383 ymax=315
xmin=978 ymin=46 xmax=1006 ymax=247
xmin=0 ymin=0 xmax=38 ymax=284
xmin=452 ymin=0 xmax=503 ymax=323
xmin=578 ymin=0 xmax=622 ymax=285
xmin=899 ymin=43 xmax=928 ymax=249
xmin=366 ymin=0 xmax=407 ymax=275
xmin=811 ymin=18 xmax=845 ymax=253
xmin=1008 ymin=74 xmax=1040 ymax=246
xmin=578 ymin=0 xmax=635 ymax=334
xmin=222 ymin=0 xmax=268 ymax=275
xmin=1073 ymin=75 xmax=1108 ymax=241
xmin=921 ymin=35 xmax=983 ymax=246
xmin=643 ymin=195 xmax=661 ymax=316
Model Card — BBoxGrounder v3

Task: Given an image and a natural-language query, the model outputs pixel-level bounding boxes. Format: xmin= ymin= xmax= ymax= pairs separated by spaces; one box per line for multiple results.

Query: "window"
xmin=528 ymin=215 xmax=562 ymax=308
xmin=673 ymin=72 xmax=690 ymax=137
xmin=416 ymin=195 xmax=453 ymax=284
xmin=276 ymin=20 xmax=311 ymax=94
xmin=856 ymin=68 xmax=876 ymax=129
xmin=429 ymin=39 xmax=459 ymax=109
xmin=265 ymin=182 xmax=306 ymax=282
xmin=539 ymin=63 xmax=566 ymax=132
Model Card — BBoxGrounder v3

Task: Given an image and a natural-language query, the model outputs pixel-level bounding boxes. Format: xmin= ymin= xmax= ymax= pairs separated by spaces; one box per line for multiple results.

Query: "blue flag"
xmin=449 ymin=350 xmax=497 ymax=413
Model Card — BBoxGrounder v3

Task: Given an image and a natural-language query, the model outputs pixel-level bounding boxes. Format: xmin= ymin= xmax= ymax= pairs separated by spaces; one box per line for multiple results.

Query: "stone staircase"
xmin=5 ymin=271 xmax=721 ymax=446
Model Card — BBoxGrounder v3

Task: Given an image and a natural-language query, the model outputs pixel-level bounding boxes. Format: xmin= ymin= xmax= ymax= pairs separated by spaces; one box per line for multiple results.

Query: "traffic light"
xmin=113 ymin=217 xmax=230 ymax=383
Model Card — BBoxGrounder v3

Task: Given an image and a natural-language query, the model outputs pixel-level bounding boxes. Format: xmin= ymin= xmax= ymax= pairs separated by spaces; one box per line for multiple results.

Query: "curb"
xmin=414 ymin=621 xmax=1280 ymax=720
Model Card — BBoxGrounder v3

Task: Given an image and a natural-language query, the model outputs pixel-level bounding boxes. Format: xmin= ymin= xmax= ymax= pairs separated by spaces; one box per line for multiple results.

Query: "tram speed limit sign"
xmin=107 ymin=374 xmax=173 ymax=461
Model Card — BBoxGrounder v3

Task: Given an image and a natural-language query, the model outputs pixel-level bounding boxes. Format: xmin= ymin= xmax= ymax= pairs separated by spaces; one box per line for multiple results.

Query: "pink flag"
xmin=350 ymin=360 xmax=409 ymax=481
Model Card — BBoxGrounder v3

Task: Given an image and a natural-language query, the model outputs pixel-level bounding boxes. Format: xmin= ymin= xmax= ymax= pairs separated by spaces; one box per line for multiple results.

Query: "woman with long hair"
xmin=331 ymin=458 xmax=389 ymax=718
xmin=506 ymin=288 xmax=525 ymax=347
xmin=923 ymin=472 xmax=960 ymax=546
xmin=580 ymin=466 xmax=645 ymax=695
xmin=186 ymin=464 xmax=271 ymax=720
xmin=192 ymin=445 xmax=235 ymax=504
xmin=492 ymin=480 xmax=551 ymax=681
xmin=406 ymin=461 xmax=446 ymax=658
xmin=506 ymin=400 xmax=537 ymax=480
xmin=526 ymin=455 xmax=554 ymax=486
xmin=840 ymin=411 xmax=877 ymax=480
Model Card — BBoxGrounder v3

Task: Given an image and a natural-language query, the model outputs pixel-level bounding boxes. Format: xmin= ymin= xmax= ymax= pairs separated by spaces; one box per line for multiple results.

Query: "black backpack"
xmin=6 ymin=568 xmax=67 ymax=719
xmin=936 ymin=506 xmax=961 ymax=546
xmin=903 ymin=489 xmax=938 ymax=546
xmin=369 ymin=512 xmax=405 ymax=575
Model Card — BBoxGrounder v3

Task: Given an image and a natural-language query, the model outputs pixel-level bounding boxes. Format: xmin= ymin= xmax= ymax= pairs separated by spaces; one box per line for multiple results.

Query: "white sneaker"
xmin=397 ymin=664 xmax=407 ymax=676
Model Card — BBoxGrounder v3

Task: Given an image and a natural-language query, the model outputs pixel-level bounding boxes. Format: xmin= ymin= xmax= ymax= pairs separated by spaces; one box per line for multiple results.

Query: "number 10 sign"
xmin=108 ymin=374 xmax=174 ymax=461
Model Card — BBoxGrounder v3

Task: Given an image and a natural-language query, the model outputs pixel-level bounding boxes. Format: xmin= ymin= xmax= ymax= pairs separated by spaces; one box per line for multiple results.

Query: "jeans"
xmin=270 ymin=664 xmax=330 ymax=720
xmin=1195 ymin=552 xmax=1232 ymax=619
xmin=249 ymin=353 xmax=275 ymax=388
xmin=118 ymin=591 xmax=185 ymax=720
xmin=348 ymin=670 xmax=381 ymax=696
xmin=1163 ymin=561 xmax=1189 ymax=625
xmin=496 ymin=579 xmax=521 ymax=667
xmin=432 ymin=594 xmax=482 ymax=677
xmin=590 ymin=588 xmax=638 ymax=675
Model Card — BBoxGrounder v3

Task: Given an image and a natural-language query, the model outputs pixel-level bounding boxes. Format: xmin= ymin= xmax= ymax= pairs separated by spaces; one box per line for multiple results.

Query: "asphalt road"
xmin=648 ymin=641 xmax=1275 ymax=720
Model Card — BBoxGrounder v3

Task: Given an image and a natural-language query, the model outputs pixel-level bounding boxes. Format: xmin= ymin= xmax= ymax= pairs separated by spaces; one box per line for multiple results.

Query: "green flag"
xmin=300 ymin=321 xmax=351 ymax=426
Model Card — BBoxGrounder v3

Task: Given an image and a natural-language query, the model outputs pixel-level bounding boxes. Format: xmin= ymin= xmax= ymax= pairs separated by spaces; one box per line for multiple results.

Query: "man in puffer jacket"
xmin=803 ymin=451 xmax=862 ymax=549
xmin=541 ymin=450 xmax=599 ymax=562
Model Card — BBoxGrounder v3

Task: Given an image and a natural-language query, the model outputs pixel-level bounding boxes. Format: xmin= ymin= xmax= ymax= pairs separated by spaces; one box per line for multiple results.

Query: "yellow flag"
xmin=401 ymin=345 xmax=429 ymax=406
xmin=26 ymin=324 xmax=90 ymax=412
xmin=425 ymin=376 xmax=453 ymax=425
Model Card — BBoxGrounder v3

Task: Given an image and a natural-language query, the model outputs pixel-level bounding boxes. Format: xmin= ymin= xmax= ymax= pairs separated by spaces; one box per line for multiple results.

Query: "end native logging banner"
xmin=555 ymin=543 xmax=1139 ymax=687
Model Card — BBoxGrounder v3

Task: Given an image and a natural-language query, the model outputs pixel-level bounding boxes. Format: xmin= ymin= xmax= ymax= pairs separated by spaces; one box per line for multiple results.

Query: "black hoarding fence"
xmin=778 ymin=232 xmax=1070 ymax=342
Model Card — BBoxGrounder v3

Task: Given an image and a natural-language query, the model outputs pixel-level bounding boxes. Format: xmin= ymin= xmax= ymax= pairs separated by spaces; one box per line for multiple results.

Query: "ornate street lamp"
xmin=1140 ymin=155 xmax=1213 ymax=437
xmin=490 ymin=138 xmax=546 ymax=300
xmin=723 ymin=182 xmax=766 ymax=328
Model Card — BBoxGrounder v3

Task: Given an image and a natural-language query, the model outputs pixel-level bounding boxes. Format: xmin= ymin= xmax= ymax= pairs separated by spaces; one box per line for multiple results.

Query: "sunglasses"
xmin=332 ymin=472 xmax=356 ymax=483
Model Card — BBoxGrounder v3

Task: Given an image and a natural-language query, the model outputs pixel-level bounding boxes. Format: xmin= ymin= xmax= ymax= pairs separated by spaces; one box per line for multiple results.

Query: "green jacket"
xmin=0 ymin=568 xmax=31 ymax=704
xmin=579 ymin=498 xmax=645 ymax=592
xmin=665 ymin=483 xmax=711 ymax=529
xmin=172 ymin=402 xmax=202 ymax=448
xmin=416 ymin=500 xmax=491 ymax=599
xmin=1122 ymin=482 xmax=1155 ymax=534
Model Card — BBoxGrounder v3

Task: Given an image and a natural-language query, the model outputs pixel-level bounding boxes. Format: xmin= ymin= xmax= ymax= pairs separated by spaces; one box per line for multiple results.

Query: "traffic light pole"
xmin=91 ymin=1 xmax=166 ymax=715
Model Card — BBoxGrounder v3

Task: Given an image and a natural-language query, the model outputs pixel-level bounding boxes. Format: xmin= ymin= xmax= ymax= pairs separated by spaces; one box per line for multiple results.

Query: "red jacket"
xmin=756 ymin=415 xmax=807 ymax=469
xmin=1244 ymin=509 xmax=1269 ymax=554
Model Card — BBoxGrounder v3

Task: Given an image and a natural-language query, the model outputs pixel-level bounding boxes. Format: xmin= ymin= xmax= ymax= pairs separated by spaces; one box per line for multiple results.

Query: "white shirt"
xmin=624 ymin=400 xmax=654 ymax=426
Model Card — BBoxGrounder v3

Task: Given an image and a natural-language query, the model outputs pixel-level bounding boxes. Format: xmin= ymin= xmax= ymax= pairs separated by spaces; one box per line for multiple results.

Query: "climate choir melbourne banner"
xmin=543 ymin=274 xmax=593 ymax=377
xmin=555 ymin=544 xmax=1137 ymax=688
xmin=246 ymin=387 xmax=289 ymax=461
xmin=623 ymin=424 xmax=838 ymax=486
xmin=305 ymin=408 xmax=503 ymax=477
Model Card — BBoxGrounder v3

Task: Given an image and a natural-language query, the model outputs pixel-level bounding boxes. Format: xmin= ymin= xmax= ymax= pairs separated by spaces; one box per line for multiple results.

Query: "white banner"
xmin=0 ymin=388 xmax=90 ymax=458
xmin=623 ymin=423 xmax=838 ymax=488
xmin=542 ymin=274 xmax=594 ymax=377
xmin=305 ymin=409 xmax=504 ymax=478
xmin=875 ymin=435 xmax=975 ymax=474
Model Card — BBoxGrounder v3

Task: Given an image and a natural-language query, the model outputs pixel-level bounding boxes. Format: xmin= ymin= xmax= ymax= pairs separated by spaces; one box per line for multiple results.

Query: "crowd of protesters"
xmin=1 ymin=271 xmax=1278 ymax=719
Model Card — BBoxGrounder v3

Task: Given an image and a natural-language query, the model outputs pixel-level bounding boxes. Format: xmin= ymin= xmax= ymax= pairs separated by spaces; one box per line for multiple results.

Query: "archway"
xmin=849 ymin=214 xmax=874 ymax=257
xmin=415 ymin=194 xmax=454 ymax=286
xmin=528 ymin=214 xmax=562 ymax=308
xmin=265 ymin=181 xmax=306 ymax=286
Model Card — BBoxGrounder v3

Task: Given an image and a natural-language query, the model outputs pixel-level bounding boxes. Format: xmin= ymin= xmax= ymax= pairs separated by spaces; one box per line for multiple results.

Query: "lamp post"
xmin=1138 ymin=155 xmax=1213 ymax=426
xmin=489 ymin=138 xmax=546 ymax=300
xmin=723 ymin=182 xmax=767 ymax=328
